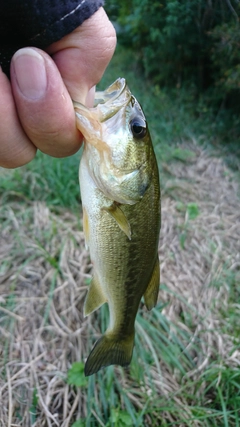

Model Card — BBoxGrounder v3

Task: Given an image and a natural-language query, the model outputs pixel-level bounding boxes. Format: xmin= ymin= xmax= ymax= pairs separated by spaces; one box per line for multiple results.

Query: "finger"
xmin=0 ymin=67 xmax=36 ymax=168
xmin=47 ymin=7 xmax=116 ymax=103
xmin=11 ymin=48 xmax=82 ymax=158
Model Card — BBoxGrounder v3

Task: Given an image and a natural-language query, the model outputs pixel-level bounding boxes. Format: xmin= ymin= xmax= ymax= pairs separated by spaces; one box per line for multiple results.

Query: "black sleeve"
xmin=0 ymin=0 xmax=104 ymax=77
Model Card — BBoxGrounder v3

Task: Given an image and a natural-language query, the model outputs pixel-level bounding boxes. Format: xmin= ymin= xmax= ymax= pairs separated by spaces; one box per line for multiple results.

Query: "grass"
xmin=0 ymin=45 xmax=240 ymax=426
xmin=0 ymin=150 xmax=81 ymax=209
xmin=1 ymin=46 xmax=239 ymax=209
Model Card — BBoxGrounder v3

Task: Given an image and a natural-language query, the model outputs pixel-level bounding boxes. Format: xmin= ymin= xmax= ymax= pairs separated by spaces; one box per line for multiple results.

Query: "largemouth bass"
xmin=74 ymin=78 xmax=161 ymax=376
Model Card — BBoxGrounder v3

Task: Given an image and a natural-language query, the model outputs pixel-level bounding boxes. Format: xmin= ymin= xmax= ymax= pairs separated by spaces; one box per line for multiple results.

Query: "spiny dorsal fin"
xmin=103 ymin=203 xmax=131 ymax=240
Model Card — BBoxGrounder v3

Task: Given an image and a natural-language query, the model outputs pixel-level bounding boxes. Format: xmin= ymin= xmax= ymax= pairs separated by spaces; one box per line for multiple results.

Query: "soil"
xmin=0 ymin=145 xmax=240 ymax=426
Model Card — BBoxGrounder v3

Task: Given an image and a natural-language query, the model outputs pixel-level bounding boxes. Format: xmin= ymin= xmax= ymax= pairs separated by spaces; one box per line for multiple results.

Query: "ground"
xmin=0 ymin=143 xmax=240 ymax=426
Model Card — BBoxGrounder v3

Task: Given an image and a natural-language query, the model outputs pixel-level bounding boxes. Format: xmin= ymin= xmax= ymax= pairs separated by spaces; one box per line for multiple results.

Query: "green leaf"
xmin=67 ymin=362 xmax=88 ymax=387
xmin=119 ymin=411 xmax=133 ymax=426
xmin=179 ymin=231 xmax=187 ymax=249
xmin=110 ymin=409 xmax=133 ymax=426
xmin=110 ymin=408 xmax=118 ymax=423
xmin=71 ymin=420 xmax=86 ymax=427
xmin=32 ymin=388 xmax=38 ymax=407
xmin=29 ymin=388 xmax=39 ymax=425
xmin=187 ymin=203 xmax=200 ymax=220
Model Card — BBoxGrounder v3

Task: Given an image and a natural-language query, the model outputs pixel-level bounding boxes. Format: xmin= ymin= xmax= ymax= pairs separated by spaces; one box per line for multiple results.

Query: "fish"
xmin=74 ymin=78 xmax=161 ymax=376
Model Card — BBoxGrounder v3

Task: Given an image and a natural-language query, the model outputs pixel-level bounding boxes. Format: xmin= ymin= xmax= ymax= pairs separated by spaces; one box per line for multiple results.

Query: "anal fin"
xmin=84 ymin=275 xmax=107 ymax=317
xmin=144 ymin=257 xmax=160 ymax=310
xmin=103 ymin=203 xmax=131 ymax=240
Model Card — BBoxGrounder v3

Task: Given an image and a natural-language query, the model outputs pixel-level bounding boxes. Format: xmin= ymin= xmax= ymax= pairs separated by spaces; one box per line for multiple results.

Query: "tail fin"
xmin=84 ymin=332 xmax=134 ymax=376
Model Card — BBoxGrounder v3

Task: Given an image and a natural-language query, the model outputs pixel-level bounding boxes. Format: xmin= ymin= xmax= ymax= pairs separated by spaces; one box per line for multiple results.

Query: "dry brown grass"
xmin=0 ymin=145 xmax=240 ymax=426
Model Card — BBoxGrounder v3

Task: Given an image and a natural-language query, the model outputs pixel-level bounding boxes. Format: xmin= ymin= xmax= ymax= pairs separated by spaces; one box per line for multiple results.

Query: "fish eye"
xmin=130 ymin=119 xmax=147 ymax=139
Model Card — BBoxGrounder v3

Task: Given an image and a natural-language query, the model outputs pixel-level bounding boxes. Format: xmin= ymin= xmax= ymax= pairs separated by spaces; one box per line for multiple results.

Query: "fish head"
xmin=74 ymin=78 xmax=154 ymax=205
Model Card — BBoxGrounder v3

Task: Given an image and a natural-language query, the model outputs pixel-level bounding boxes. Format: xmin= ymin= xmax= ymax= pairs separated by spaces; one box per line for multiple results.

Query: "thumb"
xmin=46 ymin=7 xmax=116 ymax=104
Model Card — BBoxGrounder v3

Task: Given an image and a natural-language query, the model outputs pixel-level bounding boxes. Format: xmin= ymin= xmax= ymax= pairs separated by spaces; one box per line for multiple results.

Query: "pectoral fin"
xmin=84 ymin=275 xmax=107 ymax=317
xmin=144 ymin=257 xmax=160 ymax=310
xmin=103 ymin=204 xmax=131 ymax=240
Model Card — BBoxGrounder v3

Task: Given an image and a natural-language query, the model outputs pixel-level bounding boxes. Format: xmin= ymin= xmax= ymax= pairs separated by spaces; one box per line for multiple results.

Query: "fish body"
xmin=74 ymin=78 xmax=161 ymax=376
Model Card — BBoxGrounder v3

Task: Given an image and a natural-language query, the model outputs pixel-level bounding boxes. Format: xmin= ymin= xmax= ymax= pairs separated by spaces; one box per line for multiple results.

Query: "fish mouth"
xmin=94 ymin=78 xmax=127 ymax=107
xmin=93 ymin=78 xmax=132 ymax=123
xmin=73 ymin=78 xmax=130 ymax=127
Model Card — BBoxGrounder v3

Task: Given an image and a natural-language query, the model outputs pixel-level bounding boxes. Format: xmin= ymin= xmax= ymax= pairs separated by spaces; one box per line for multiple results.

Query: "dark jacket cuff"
xmin=0 ymin=0 xmax=104 ymax=76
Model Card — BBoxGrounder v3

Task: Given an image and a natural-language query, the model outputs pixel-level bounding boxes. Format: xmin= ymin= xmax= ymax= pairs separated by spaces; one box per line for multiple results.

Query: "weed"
xmin=0 ymin=46 xmax=240 ymax=427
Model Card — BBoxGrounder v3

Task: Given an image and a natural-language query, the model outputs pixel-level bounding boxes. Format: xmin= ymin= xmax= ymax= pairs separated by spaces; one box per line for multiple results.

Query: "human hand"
xmin=0 ymin=7 xmax=116 ymax=168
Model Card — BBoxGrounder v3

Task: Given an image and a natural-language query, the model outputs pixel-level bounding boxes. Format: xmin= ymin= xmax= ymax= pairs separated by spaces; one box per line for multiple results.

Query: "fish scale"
xmin=74 ymin=78 xmax=161 ymax=376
